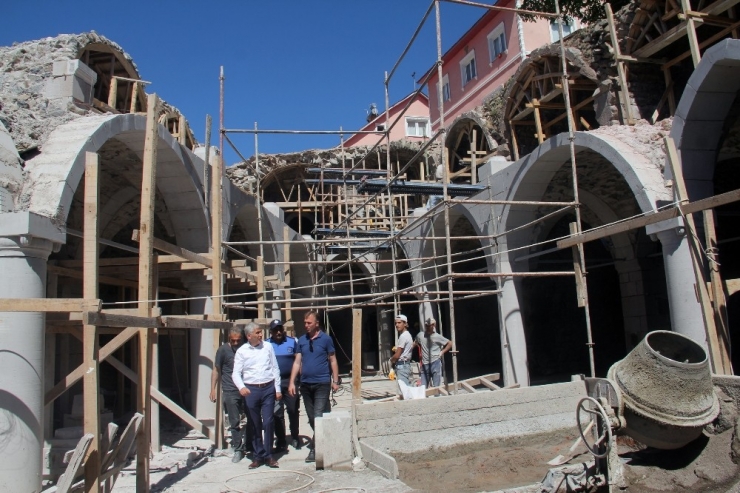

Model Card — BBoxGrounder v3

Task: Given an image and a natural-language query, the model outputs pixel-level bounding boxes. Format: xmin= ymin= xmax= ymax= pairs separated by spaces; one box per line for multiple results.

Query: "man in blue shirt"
xmin=288 ymin=310 xmax=339 ymax=463
xmin=268 ymin=319 xmax=301 ymax=451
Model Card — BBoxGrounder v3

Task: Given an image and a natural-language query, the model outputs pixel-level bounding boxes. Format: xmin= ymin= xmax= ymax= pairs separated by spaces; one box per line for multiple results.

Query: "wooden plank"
xmin=211 ymin=150 xmax=225 ymax=450
xmin=632 ymin=21 xmax=689 ymax=58
xmin=161 ymin=316 xmax=234 ymax=330
xmin=681 ymin=0 xmax=702 ymax=66
xmin=557 ymin=186 xmax=740 ymax=249
xmin=0 ymin=298 xmax=101 ymax=312
xmin=106 ymin=77 xmax=117 ymax=110
xmin=84 ymin=311 xmax=160 ymax=328
xmin=257 ymin=256 xmax=265 ymax=319
xmin=136 ymin=92 xmax=159 ymax=492
xmin=460 ymin=382 xmax=476 ymax=393
xmin=83 ymin=151 xmax=101 ymax=493
xmin=56 ymin=434 xmax=94 ymax=493
xmin=101 ymin=413 xmax=143 ymax=491
xmin=607 ymin=4 xmax=635 ymax=125
xmin=478 ymin=377 xmax=500 ymax=390
xmin=532 ymin=100 xmax=545 ymax=144
xmin=133 ymin=229 xmax=212 ymax=268
xmin=352 ymin=309 xmax=362 ymax=400
xmin=150 ymin=387 xmax=213 ymax=440
xmin=704 ymin=209 xmax=733 ymax=373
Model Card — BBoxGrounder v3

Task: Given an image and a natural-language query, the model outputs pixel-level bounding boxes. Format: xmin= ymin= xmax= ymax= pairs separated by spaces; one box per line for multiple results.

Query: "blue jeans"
xmin=420 ymin=359 xmax=442 ymax=387
xmin=244 ymin=383 xmax=276 ymax=461
xmin=395 ymin=361 xmax=412 ymax=385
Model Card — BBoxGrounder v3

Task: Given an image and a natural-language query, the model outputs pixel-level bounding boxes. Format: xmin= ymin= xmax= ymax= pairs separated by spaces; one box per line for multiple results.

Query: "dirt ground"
xmin=397 ymin=429 xmax=740 ymax=493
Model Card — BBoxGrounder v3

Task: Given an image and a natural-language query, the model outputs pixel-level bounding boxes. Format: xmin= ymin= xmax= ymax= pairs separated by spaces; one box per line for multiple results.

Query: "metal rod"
xmin=555 ymin=0 xmax=595 ymax=378
xmin=441 ymin=0 xmax=559 ymax=18
xmin=387 ymin=0 xmax=436 ymax=84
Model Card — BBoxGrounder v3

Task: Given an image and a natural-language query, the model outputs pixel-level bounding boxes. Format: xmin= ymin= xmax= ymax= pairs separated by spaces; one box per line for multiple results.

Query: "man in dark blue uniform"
xmin=210 ymin=327 xmax=252 ymax=463
xmin=268 ymin=319 xmax=301 ymax=451
xmin=288 ymin=310 xmax=339 ymax=463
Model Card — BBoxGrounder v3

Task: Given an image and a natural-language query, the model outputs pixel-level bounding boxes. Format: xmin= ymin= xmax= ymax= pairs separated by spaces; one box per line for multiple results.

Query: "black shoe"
xmin=305 ymin=449 xmax=315 ymax=463
xmin=272 ymin=445 xmax=288 ymax=453
xmin=290 ymin=438 xmax=300 ymax=450
xmin=231 ymin=450 xmax=244 ymax=463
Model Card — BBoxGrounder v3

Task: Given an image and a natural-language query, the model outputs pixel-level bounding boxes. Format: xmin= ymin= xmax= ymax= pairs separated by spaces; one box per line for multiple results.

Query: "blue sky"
xmin=3 ymin=1 xmax=484 ymax=163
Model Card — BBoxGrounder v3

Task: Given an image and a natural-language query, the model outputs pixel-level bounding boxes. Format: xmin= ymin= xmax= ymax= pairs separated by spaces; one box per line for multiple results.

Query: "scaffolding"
xmin=2 ymin=0 xmax=739 ymax=491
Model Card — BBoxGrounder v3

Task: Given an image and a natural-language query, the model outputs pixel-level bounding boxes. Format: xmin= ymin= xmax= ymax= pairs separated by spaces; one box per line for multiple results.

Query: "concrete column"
xmin=656 ymin=227 xmax=708 ymax=349
xmin=497 ymin=257 xmax=530 ymax=387
xmin=0 ymin=231 xmax=55 ymax=492
xmin=185 ymin=279 xmax=219 ymax=420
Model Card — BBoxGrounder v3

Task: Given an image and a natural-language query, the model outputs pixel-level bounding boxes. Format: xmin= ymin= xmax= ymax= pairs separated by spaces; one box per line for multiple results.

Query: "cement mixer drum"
xmin=607 ymin=330 xmax=719 ymax=450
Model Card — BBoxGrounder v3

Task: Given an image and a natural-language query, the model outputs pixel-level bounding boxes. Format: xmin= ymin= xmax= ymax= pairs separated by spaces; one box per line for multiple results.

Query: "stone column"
xmin=0 ymin=212 xmax=62 ymax=493
xmin=654 ymin=225 xmax=708 ymax=349
xmin=185 ymin=278 xmax=219 ymax=421
xmin=497 ymin=257 xmax=530 ymax=387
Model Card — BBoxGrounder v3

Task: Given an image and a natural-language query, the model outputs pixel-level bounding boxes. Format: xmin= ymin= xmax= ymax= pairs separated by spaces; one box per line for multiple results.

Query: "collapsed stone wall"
xmin=0 ymin=32 xmax=138 ymax=155
xmin=226 ymin=139 xmax=437 ymax=194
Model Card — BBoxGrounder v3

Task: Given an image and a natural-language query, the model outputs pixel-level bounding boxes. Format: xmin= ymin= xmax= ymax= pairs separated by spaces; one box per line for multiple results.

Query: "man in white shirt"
xmin=390 ymin=314 xmax=414 ymax=386
xmin=232 ymin=322 xmax=282 ymax=469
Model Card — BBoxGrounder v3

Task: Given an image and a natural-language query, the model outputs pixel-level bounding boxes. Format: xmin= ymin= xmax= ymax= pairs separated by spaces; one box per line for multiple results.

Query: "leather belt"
xmin=245 ymin=380 xmax=274 ymax=388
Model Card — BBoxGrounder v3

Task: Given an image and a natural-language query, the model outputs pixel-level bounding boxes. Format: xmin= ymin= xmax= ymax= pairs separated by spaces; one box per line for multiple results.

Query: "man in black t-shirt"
xmin=210 ymin=327 xmax=252 ymax=463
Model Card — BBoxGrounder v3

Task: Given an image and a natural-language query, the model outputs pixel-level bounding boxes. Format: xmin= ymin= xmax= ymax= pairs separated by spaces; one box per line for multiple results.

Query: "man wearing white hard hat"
xmin=390 ymin=314 xmax=413 ymax=386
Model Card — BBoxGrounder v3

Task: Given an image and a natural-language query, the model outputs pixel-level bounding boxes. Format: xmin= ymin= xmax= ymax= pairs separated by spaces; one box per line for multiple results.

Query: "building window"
xmin=406 ymin=117 xmax=430 ymax=137
xmin=436 ymin=74 xmax=451 ymax=107
xmin=487 ymin=23 xmax=507 ymax=62
xmin=376 ymin=124 xmax=386 ymax=131
xmin=550 ymin=18 xmax=575 ymax=42
xmin=460 ymin=50 xmax=477 ymax=87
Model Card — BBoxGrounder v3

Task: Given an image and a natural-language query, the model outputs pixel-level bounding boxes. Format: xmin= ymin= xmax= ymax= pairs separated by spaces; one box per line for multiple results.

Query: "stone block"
xmin=45 ymin=60 xmax=97 ymax=104
xmin=315 ymin=410 xmax=353 ymax=471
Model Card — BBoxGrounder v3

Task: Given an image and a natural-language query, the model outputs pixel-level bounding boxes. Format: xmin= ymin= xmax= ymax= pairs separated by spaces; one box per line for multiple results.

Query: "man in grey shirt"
xmin=413 ymin=317 xmax=452 ymax=388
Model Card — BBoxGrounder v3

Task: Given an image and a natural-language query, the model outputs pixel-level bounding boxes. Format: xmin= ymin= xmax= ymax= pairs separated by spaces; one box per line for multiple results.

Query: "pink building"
xmin=344 ymin=92 xmax=430 ymax=148
xmin=427 ymin=0 xmax=570 ymax=131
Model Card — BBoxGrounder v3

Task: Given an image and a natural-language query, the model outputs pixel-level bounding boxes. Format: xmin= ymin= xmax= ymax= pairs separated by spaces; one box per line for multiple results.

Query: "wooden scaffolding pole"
xmin=83 ymin=151 xmax=101 ymax=493
xmin=352 ymin=308 xmax=362 ymax=400
xmin=283 ymin=225 xmax=293 ymax=328
xmin=212 ymin=150 xmax=225 ymax=450
xmin=606 ymin=3 xmax=636 ymax=125
xmin=136 ymin=92 xmax=159 ymax=492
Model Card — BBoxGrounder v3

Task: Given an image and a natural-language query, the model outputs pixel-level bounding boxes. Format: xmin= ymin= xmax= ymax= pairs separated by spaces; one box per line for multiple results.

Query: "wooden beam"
xmin=82 ymin=152 xmax=101 ymax=493
xmin=161 ymin=316 xmax=235 ymax=330
xmin=211 ymin=151 xmax=225 ymax=450
xmin=681 ymin=0 xmax=703 ymax=66
xmin=352 ymin=308 xmax=362 ymax=400
xmin=0 ymin=298 xmax=101 ymax=312
xmin=48 ymin=264 xmax=189 ymax=296
xmin=136 ymin=92 xmax=159 ymax=491
xmin=558 ymin=185 xmax=740 ymax=249
xmin=56 ymin=434 xmax=94 ymax=493
xmin=607 ymin=3 xmax=635 ymax=124
xmin=84 ymin=311 xmax=160 ymax=328
xmin=703 ymin=209 xmax=733 ymax=372
xmin=151 ymin=387 xmax=214 ymax=440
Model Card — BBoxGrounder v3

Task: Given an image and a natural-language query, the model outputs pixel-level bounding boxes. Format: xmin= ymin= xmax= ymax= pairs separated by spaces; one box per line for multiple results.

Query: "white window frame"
xmin=405 ymin=116 xmax=430 ymax=138
xmin=487 ymin=23 xmax=507 ymax=63
xmin=436 ymin=74 xmax=451 ymax=108
xmin=550 ymin=18 xmax=576 ymax=42
xmin=460 ymin=50 xmax=477 ymax=88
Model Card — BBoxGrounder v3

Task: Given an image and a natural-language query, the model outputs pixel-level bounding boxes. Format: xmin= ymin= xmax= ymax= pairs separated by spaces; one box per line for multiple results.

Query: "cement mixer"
xmin=575 ymin=330 xmax=720 ymax=461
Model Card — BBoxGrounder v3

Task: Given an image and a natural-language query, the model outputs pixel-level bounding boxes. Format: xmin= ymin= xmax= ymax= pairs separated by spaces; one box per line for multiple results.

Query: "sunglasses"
xmin=308 ymin=338 xmax=314 ymax=352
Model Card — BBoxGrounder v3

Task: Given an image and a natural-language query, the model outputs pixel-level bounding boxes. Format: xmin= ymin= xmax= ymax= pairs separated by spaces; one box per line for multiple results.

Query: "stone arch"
xmin=503 ymin=46 xmax=604 ymax=160
xmin=501 ymin=131 xmax=669 ymax=381
xmin=22 ymin=113 xmax=208 ymax=253
xmin=670 ymin=38 xmax=740 ymax=373
xmin=445 ymin=113 xmax=498 ymax=184
xmin=419 ymin=205 xmax=502 ymax=379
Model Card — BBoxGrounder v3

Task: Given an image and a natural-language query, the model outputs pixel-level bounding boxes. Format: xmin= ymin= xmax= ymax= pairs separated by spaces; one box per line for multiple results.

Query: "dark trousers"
xmin=245 ymin=384 xmax=276 ymax=461
xmin=274 ymin=384 xmax=300 ymax=446
xmin=300 ymin=382 xmax=331 ymax=445
xmin=223 ymin=390 xmax=252 ymax=452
